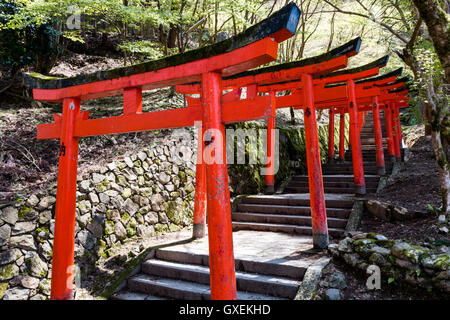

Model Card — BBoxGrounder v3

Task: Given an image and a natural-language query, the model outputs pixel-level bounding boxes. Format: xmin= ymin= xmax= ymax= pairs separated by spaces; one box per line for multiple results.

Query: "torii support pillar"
xmin=201 ymin=71 xmax=237 ymax=300
xmin=384 ymin=105 xmax=396 ymax=163
xmin=391 ymin=104 xmax=402 ymax=162
xmin=265 ymin=91 xmax=276 ymax=194
xmin=327 ymin=109 xmax=335 ymax=163
xmin=347 ymin=79 xmax=366 ymax=195
xmin=394 ymin=105 xmax=403 ymax=160
xmin=50 ymin=98 xmax=80 ymax=300
xmin=372 ymin=96 xmax=385 ymax=176
xmin=338 ymin=113 xmax=346 ymax=162
xmin=193 ymin=125 xmax=207 ymax=239
xmin=302 ymin=74 xmax=329 ymax=249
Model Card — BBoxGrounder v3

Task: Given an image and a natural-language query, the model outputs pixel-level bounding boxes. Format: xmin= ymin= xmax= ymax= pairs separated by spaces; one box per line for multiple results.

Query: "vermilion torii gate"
xmin=255 ymin=65 xmax=409 ymax=194
xmin=185 ymin=54 xmax=403 ymax=196
xmin=325 ymin=69 xmax=410 ymax=166
xmin=177 ymin=37 xmax=364 ymax=245
xmin=24 ymin=3 xmax=302 ymax=300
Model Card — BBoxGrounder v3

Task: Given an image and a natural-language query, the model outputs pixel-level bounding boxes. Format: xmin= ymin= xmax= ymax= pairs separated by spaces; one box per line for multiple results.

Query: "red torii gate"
xmin=256 ymin=66 xmax=409 ymax=186
xmin=327 ymin=70 xmax=410 ymax=165
xmin=177 ymin=37 xmax=364 ymax=247
xmin=24 ymin=3 xmax=301 ymax=300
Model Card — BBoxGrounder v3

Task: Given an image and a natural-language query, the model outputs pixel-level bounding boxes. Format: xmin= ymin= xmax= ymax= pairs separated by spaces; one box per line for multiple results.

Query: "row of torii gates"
xmin=25 ymin=3 xmax=409 ymax=300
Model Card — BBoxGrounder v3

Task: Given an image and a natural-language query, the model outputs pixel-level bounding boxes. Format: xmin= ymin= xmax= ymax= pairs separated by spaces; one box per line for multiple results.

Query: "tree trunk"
xmin=425 ymin=75 xmax=450 ymax=215
xmin=412 ymin=0 xmax=450 ymax=83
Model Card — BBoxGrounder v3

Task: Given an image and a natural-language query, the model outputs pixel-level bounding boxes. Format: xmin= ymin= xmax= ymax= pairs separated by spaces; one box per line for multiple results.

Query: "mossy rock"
xmin=154 ymin=223 xmax=169 ymax=235
xmin=178 ymin=171 xmax=187 ymax=182
xmin=97 ymin=239 xmax=108 ymax=259
xmin=126 ymin=219 xmax=137 ymax=237
xmin=105 ymin=221 xmax=115 ymax=235
xmin=165 ymin=200 xmax=192 ymax=226
xmin=169 ymin=224 xmax=182 ymax=232
xmin=96 ymin=179 xmax=110 ymax=192
xmin=18 ymin=206 xmax=34 ymax=220
xmin=133 ymin=160 xmax=142 ymax=168
xmin=0 ymin=283 xmax=8 ymax=299
xmin=0 ymin=264 xmax=18 ymax=280
xmin=36 ymin=227 xmax=50 ymax=242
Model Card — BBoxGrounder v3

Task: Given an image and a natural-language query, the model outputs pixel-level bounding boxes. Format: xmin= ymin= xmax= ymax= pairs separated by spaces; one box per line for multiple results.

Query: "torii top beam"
xmin=25 ymin=2 xmax=301 ymax=102
xmin=176 ymin=37 xmax=363 ymax=94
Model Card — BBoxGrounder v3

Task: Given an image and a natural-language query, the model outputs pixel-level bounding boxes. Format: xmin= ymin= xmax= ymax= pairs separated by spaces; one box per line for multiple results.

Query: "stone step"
xmin=322 ymin=169 xmax=387 ymax=175
xmin=232 ymin=221 xmax=345 ymax=237
xmin=323 ymin=163 xmax=393 ymax=170
xmin=285 ymin=186 xmax=378 ymax=194
xmin=241 ymin=195 xmax=354 ymax=209
xmin=236 ymin=203 xmax=351 ymax=219
xmin=127 ymin=274 xmax=283 ymax=300
xmin=287 ymin=180 xmax=379 ymax=188
xmin=290 ymin=175 xmax=380 ymax=183
xmin=155 ymin=247 xmax=308 ymax=279
xmin=111 ymin=291 xmax=166 ymax=300
xmin=141 ymin=259 xmax=299 ymax=299
xmin=232 ymin=212 xmax=348 ymax=229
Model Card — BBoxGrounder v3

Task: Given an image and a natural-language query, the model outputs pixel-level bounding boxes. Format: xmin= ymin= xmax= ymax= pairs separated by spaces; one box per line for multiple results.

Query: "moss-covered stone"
xmin=95 ymin=179 xmax=110 ymax=193
xmin=165 ymin=200 xmax=192 ymax=226
xmin=168 ymin=224 xmax=182 ymax=232
xmin=154 ymin=223 xmax=169 ymax=235
xmin=122 ymin=188 xmax=132 ymax=199
xmin=178 ymin=171 xmax=187 ymax=183
xmin=0 ymin=283 xmax=8 ymax=299
xmin=126 ymin=219 xmax=137 ymax=237
xmin=121 ymin=212 xmax=131 ymax=224
xmin=0 ymin=264 xmax=18 ymax=280
xmin=105 ymin=221 xmax=115 ymax=235
xmin=36 ymin=227 xmax=50 ymax=242
xmin=18 ymin=206 xmax=37 ymax=221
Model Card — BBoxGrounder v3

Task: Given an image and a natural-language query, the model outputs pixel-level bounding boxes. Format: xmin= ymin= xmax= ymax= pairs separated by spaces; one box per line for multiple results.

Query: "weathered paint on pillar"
xmin=265 ymin=91 xmax=276 ymax=194
xmin=123 ymin=87 xmax=142 ymax=115
xmin=372 ymin=96 xmax=385 ymax=176
xmin=358 ymin=112 xmax=364 ymax=133
xmin=394 ymin=104 xmax=403 ymax=160
xmin=347 ymin=79 xmax=366 ymax=195
xmin=302 ymin=73 xmax=329 ymax=249
xmin=391 ymin=104 xmax=401 ymax=161
xmin=50 ymin=97 xmax=81 ymax=300
xmin=201 ymin=71 xmax=237 ymax=300
xmin=339 ymin=112 xmax=346 ymax=161
xmin=193 ymin=124 xmax=207 ymax=239
xmin=328 ymin=109 xmax=335 ymax=163
xmin=384 ymin=104 xmax=396 ymax=163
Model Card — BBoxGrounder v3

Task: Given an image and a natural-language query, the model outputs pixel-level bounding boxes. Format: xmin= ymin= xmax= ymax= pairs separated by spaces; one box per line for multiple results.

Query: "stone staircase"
xmin=112 ymin=230 xmax=322 ymax=300
xmin=285 ymin=110 xmax=403 ymax=195
xmin=111 ymin=110 xmax=405 ymax=301
xmin=231 ymin=194 xmax=353 ymax=238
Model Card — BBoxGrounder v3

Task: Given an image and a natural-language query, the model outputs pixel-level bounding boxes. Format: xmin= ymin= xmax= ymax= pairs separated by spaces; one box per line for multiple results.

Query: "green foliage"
xmin=117 ymin=40 xmax=165 ymax=64
xmin=0 ymin=0 xmax=62 ymax=73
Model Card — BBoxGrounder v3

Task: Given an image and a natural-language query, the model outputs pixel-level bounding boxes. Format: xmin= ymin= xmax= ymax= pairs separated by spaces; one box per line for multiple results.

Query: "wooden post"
xmin=347 ymin=80 xmax=366 ymax=195
xmin=50 ymin=98 xmax=81 ymax=300
xmin=201 ymin=71 xmax=237 ymax=300
xmin=193 ymin=125 xmax=207 ymax=239
xmin=372 ymin=96 xmax=385 ymax=175
xmin=302 ymin=73 xmax=329 ymax=249
xmin=328 ymin=109 xmax=335 ymax=163
xmin=391 ymin=104 xmax=401 ymax=161
xmin=394 ymin=104 xmax=403 ymax=160
xmin=265 ymin=91 xmax=276 ymax=194
xmin=384 ymin=104 xmax=396 ymax=163
xmin=339 ymin=112 xmax=346 ymax=162
xmin=123 ymin=87 xmax=142 ymax=115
